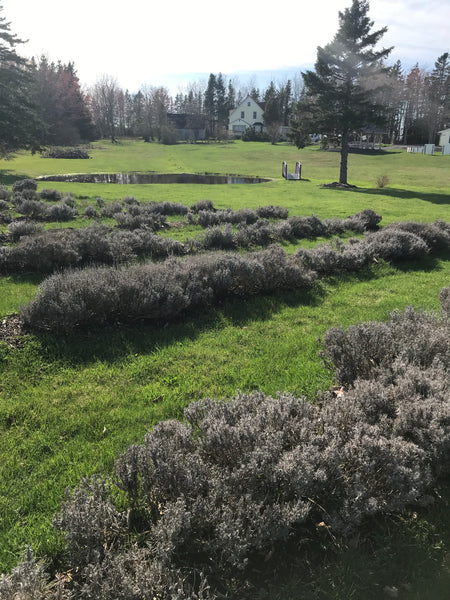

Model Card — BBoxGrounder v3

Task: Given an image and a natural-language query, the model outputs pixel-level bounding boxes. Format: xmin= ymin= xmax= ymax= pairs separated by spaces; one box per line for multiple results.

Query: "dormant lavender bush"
xmin=0 ymin=199 xmax=10 ymax=211
xmin=83 ymin=205 xmax=99 ymax=218
xmin=7 ymin=290 xmax=449 ymax=597
xmin=46 ymin=203 xmax=78 ymax=222
xmin=39 ymin=188 xmax=62 ymax=201
xmin=321 ymin=305 xmax=450 ymax=385
xmin=190 ymin=199 xmax=215 ymax=213
xmin=21 ymin=247 xmax=315 ymax=331
xmin=12 ymin=178 xmax=37 ymax=193
xmin=53 ymin=476 xmax=127 ymax=568
xmin=439 ymin=286 xmax=450 ymax=316
xmin=100 ymin=201 xmax=123 ymax=218
xmin=384 ymin=220 xmax=450 ymax=251
xmin=13 ymin=198 xmax=48 ymax=220
xmin=0 ymin=184 xmax=11 ymax=200
xmin=256 ymin=204 xmax=289 ymax=219
xmin=0 ymin=548 xmax=68 ymax=600
xmin=344 ymin=208 xmax=382 ymax=232
xmin=7 ymin=220 xmax=44 ymax=241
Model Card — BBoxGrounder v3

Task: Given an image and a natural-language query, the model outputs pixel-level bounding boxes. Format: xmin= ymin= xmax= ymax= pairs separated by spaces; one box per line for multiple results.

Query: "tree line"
xmin=0 ymin=1 xmax=448 ymax=159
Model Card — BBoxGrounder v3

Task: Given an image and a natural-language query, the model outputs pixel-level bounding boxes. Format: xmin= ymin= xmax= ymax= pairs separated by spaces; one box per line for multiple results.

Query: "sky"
xmin=2 ymin=0 xmax=449 ymax=94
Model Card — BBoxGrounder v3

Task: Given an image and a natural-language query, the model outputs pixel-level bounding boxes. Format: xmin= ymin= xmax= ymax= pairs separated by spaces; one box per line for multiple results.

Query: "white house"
xmin=228 ymin=95 xmax=265 ymax=136
xmin=438 ymin=128 xmax=450 ymax=146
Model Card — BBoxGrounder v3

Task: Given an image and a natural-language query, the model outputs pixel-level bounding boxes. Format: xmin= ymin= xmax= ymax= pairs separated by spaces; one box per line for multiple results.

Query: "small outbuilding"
xmin=438 ymin=128 xmax=450 ymax=147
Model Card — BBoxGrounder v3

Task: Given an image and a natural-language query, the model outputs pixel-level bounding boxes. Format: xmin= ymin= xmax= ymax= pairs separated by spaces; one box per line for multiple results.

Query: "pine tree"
xmin=426 ymin=52 xmax=450 ymax=143
xmin=297 ymin=0 xmax=392 ymax=184
xmin=0 ymin=5 xmax=43 ymax=157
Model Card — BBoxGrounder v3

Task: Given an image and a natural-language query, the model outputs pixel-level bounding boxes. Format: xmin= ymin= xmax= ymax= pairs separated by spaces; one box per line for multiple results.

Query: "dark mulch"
xmin=321 ymin=182 xmax=358 ymax=189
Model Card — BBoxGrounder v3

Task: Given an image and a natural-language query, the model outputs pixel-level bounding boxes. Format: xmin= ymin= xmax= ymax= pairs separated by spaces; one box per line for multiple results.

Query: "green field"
xmin=0 ymin=140 xmax=449 ymax=597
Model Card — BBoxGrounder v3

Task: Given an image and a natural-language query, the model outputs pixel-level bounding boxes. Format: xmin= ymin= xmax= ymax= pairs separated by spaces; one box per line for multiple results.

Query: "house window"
xmin=247 ymin=102 xmax=251 ymax=106
xmin=241 ymin=111 xmax=245 ymax=119
xmin=253 ymin=111 xmax=257 ymax=119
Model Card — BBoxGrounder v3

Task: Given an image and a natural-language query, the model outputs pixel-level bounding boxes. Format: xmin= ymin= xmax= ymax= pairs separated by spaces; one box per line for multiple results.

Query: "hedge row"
xmin=20 ymin=245 xmax=316 ymax=331
xmin=3 ymin=292 xmax=449 ymax=598
xmin=0 ymin=224 xmax=185 ymax=274
xmin=20 ymin=221 xmax=450 ymax=331
xmin=0 ymin=209 xmax=385 ymax=274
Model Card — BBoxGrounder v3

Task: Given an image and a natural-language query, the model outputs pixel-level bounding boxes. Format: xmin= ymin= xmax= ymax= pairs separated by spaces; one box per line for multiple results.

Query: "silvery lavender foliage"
xmin=190 ymin=199 xmax=215 ymax=213
xmin=7 ymin=219 xmax=44 ymax=241
xmin=439 ymin=286 xmax=450 ymax=316
xmin=256 ymin=205 xmax=289 ymax=219
xmin=21 ymin=246 xmax=315 ymax=330
xmin=343 ymin=208 xmax=382 ymax=232
xmin=0 ymin=224 xmax=186 ymax=274
xmin=53 ymin=476 xmax=127 ymax=569
xmin=76 ymin=547 xmax=213 ymax=600
xmin=0 ymin=547 xmax=72 ymax=600
xmin=321 ymin=304 xmax=450 ymax=384
xmin=39 ymin=188 xmax=63 ymax=201
xmin=12 ymin=178 xmax=37 ymax=194
xmin=384 ymin=220 xmax=450 ymax=251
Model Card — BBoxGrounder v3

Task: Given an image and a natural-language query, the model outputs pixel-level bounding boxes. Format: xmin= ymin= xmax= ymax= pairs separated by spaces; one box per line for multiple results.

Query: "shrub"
xmin=0 ymin=199 xmax=9 ymax=211
xmin=21 ymin=246 xmax=315 ymax=331
xmin=83 ymin=205 xmax=99 ymax=218
xmin=39 ymin=188 xmax=62 ymax=201
xmin=376 ymin=174 xmax=390 ymax=188
xmin=121 ymin=195 xmax=139 ymax=205
xmin=201 ymin=223 xmax=235 ymax=249
xmin=12 ymin=178 xmax=37 ymax=193
xmin=13 ymin=198 xmax=48 ymax=220
xmin=320 ymin=304 xmax=450 ymax=385
xmin=7 ymin=220 xmax=44 ymax=241
xmin=384 ymin=220 xmax=450 ymax=251
xmin=288 ymin=214 xmax=327 ymax=238
xmin=256 ymin=205 xmax=289 ymax=219
xmin=190 ymin=199 xmax=215 ymax=213
xmin=41 ymin=147 xmax=90 ymax=159
xmin=344 ymin=208 xmax=382 ymax=232
xmin=0 ymin=185 xmax=11 ymax=200
xmin=46 ymin=202 xmax=78 ymax=221
xmin=100 ymin=201 xmax=123 ymax=218
xmin=439 ymin=286 xmax=450 ymax=316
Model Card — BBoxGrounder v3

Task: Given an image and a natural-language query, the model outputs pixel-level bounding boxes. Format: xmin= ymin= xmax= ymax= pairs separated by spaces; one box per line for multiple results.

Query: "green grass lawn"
xmin=0 ymin=140 xmax=449 ymax=597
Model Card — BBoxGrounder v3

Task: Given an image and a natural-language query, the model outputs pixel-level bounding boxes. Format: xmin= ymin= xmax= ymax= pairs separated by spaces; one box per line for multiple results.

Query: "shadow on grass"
xmin=31 ymin=285 xmax=324 ymax=366
xmin=348 ymin=186 xmax=450 ymax=206
xmin=0 ymin=170 xmax=32 ymax=186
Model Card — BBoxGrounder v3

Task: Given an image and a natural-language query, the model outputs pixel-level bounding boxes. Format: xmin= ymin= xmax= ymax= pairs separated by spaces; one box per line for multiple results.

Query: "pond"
xmin=37 ymin=172 xmax=271 ymax=185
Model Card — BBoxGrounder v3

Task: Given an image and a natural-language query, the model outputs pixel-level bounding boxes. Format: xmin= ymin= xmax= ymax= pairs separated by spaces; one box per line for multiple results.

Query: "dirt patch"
xmin=321 ymin=182 xmax=358 ymax=189
xmin=0 ymin=314 xmax=27 ymax=348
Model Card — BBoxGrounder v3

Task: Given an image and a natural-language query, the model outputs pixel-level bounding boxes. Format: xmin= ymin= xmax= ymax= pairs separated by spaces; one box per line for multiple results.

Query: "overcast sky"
xmin=2 ymin=0 xmax=449 ymax=93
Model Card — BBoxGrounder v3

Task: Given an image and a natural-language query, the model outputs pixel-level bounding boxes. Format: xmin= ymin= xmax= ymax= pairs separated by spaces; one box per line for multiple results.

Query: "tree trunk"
xmin=339 ymin=129 xmax=349 ymax=184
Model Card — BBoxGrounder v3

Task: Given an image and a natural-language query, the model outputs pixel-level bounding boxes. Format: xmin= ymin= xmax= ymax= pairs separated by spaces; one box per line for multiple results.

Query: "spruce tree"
xmin=0 ymin=5 xmax=43 ymax=157
xmin=295 ymin=0 xmax=392 ymax=184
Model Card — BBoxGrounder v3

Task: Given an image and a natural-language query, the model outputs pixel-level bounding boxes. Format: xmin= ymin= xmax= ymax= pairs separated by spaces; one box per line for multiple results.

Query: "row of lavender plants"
xmin=0 ymin=206 xmax=383 ymax=274
xmin=2 ymin=288 xmax=449 ymax=598
xmin=20 ymin=219 xmax=450 ymax=331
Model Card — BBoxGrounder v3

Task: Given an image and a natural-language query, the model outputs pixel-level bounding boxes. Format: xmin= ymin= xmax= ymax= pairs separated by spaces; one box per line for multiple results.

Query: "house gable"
xmin=228 ymin=95 xmax=265 ymax=135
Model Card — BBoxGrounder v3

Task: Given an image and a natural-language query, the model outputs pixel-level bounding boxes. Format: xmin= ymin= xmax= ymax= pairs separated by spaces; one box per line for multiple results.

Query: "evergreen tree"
xmin=426 ymin=52 xmax=450 ymax=143
xmin=31 ymin=56 xmax=95 ymax=145
xmin=0 ymin=5 xmax=43 ymax=157
xmin=295 ymin=0 xmax=392 ymax=184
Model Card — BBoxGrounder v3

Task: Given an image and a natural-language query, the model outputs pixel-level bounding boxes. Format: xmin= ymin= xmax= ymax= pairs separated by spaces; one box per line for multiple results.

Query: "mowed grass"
xmin=0 ymin=140 xmax=449 ymax=595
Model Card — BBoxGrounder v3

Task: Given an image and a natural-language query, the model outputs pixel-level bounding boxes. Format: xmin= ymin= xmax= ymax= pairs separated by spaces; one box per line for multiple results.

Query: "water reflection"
xmin=37 ymin=172 xmax=270 ymax=184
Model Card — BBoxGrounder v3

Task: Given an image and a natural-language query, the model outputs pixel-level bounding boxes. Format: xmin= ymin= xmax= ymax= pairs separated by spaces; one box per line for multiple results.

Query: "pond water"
xmin=37 ymin=172 xmax=270 ymax=185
